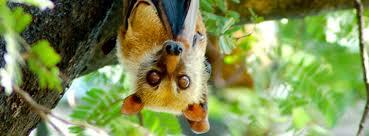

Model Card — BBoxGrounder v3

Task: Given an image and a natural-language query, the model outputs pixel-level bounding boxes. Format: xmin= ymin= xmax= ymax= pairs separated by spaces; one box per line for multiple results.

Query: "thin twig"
xmin=234 ymin=24 xmax=255 ymax=41
xmin=13 ymin=86 xmax=51 ymax=113
xmin=47 ymin=119 xmax=67 ymax=136
xmin=12 ymin=86 xmax=66 ymax=136
xmin=49 ymin=113 xmax=72 ymax=125
xmin=355 ymin=0 xmax=369 ymax=135
xmin=234 ymin=31 xmax=253 ymax=41
xmin=15 ymin=34 xmax=32 ymax=51
xmin=49 ymin=113 xmax=105 ymax=133
xmin=13 ymin=86 xmax=114 ymax=135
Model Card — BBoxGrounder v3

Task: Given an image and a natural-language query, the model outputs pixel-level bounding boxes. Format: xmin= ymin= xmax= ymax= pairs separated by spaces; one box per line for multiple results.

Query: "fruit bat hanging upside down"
xmin=116 ymin=0 xmax=211 ymax=134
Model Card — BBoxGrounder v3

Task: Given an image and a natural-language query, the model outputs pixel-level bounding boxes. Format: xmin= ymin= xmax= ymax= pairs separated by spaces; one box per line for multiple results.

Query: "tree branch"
xmin=0 ymin=0 xmax=123 ymax=135
xmin=355 ymin=0 xmax=369 ymax=135
xmin=228 ymin=0 xmax=369 ymax=24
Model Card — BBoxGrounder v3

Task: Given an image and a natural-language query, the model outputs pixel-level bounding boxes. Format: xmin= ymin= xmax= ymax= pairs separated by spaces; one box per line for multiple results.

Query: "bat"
xmin=116 ymin=0 xmax=210 ymax=133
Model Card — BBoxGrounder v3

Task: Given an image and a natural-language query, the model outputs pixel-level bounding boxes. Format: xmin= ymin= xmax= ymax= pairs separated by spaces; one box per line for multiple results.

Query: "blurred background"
xmin=29 ymin=1 xmax=369 ymax=136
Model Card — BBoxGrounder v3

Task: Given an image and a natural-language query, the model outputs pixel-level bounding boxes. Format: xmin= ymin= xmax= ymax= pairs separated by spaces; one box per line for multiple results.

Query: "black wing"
xmin=155 ymin=0 xmax=191 ymax=37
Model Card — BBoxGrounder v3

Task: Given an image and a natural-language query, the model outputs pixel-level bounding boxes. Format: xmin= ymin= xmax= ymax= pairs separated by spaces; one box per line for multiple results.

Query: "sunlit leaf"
xmin=214 ymin=0 xmax=226 ymax=12
xmin=28 ymin=40 xmax=61 ymax=91
xmin=292 ymin=107 xmax=311 ymax=129
xmin=31 ymin=40 xmax=60 ymax=67
xmin=200 ymin=0 xmax=213 ymax=12
xmin=13 ymin=7 xmax=32 ymax=32
xmin=68 ymin=126 xmax=85 ymax=136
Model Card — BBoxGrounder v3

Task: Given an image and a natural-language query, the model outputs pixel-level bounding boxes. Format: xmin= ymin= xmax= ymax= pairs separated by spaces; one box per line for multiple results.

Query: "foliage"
xmin=1 ymin=0 xmax=367 ymax=135
xmin=200 ymin=0 xmax=241 ymax=54
xmin=200 ymin=0 xmax=264 ymax=55
xmin=274 ymin=14 xmax=363 ymax=128
xmin=243 ymin=10 xmax=365 ymax=135
xmin=65 ymin=3 xmax=369 ymax=136
xmin=0 ymin=0 xmax=61 ymax=93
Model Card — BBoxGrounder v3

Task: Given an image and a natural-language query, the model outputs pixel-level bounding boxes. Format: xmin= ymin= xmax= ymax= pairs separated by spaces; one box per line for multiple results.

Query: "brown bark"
xmin=0 ymin=0 xmax=367 ymax=135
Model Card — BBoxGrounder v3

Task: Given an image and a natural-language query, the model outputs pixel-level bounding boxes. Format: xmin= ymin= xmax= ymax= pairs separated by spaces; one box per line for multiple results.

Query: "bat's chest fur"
xmin=141 ymin=93 xmax=196 ymax=114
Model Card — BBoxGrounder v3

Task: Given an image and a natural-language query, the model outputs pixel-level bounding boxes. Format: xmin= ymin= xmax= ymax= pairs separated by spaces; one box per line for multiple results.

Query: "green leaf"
xmin=0 ymin=2 xmax=14 ymax=33
xmin=68 ymin=126 xmax=86 ymax=136
xmin=13 ymin=7 xmax=32 ymax=32
xmin=143 ymin=111 xmax=182 ymax=135
xmin=31 ymin=40 xmax=60 ymax=67
xmin=28 ymin=40 xmax=61 ymax=91
xmin=27 ymin=57 xmax=62 ymax=90
xmin=222 ymin=18 xmax=235 ymax=34
xmin=292 ymin=107 xmax=311 ymax=129
xmin=226 ymin=11 xmax=240 ymax=20
xmin=219 ymin=36 xmax=232 ymax=54
xmin=214 ymin=0 xmax=226 ymax=12
xmin=238 ymin=36 xmax=255 ymax=51
xmin=224 ymin=55 xmax=236 ymax=64
xmin=200 ymin=0 xmax=213 ymax=12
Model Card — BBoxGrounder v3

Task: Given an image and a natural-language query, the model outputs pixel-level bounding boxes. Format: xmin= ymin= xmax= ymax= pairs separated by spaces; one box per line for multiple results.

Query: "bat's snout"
xmin=165 ymin=41 xmax=183 ymax=56
xmin=161 ymin=41 xmax=183 ymax=74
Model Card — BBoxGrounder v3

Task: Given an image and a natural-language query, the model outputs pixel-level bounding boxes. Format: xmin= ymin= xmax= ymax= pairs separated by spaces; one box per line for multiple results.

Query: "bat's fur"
xmin=117 ymin=1 xmax=208 ymax=113
xmin=117 ymin=0 xmax=210 ymax=133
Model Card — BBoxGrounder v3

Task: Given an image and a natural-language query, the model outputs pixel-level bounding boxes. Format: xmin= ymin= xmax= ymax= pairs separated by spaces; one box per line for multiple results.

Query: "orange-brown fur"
xmin=117 ymin=2 xmax=208 ymax=114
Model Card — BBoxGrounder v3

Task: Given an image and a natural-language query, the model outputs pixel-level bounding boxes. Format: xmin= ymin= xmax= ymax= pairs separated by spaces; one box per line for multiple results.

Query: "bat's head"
xmin=117 ymin=1 xmax=210 ymax=133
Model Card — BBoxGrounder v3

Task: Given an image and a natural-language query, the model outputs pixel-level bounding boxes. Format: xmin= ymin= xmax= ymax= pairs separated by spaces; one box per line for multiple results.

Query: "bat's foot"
xmin=183 ymin=103 xmax=209 ymax=134
xmin=121 ymin=94 xmax=144 ymax=115
xmin=186 ymin=117 xmax=210 ymax=134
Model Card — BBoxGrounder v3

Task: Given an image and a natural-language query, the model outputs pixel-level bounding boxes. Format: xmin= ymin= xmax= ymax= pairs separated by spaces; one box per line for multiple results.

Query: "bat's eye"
xmin=147 ymin=70 xmax=161 ymax=86
xmin=178 ymin=75 xmax=190 ymax=89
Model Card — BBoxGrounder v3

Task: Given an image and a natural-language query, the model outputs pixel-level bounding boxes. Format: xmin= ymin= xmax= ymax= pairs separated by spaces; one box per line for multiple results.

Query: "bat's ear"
xmin=183 ymin=103 xmax=207 ymax=122
xmin=186 ymin=117 xmax=210 ymax=134
xmin=121 ymin=94 xmax=144 ymax=115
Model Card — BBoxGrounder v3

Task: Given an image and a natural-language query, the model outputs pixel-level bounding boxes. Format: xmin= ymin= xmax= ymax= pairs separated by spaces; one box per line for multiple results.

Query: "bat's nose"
xmin=165 ymin=41 xmax=183 ymax=56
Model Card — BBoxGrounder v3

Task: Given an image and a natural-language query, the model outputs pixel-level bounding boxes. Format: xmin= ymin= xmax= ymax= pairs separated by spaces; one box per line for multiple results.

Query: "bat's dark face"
xmin=117 ymin=1 xmax=210 ymax=134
